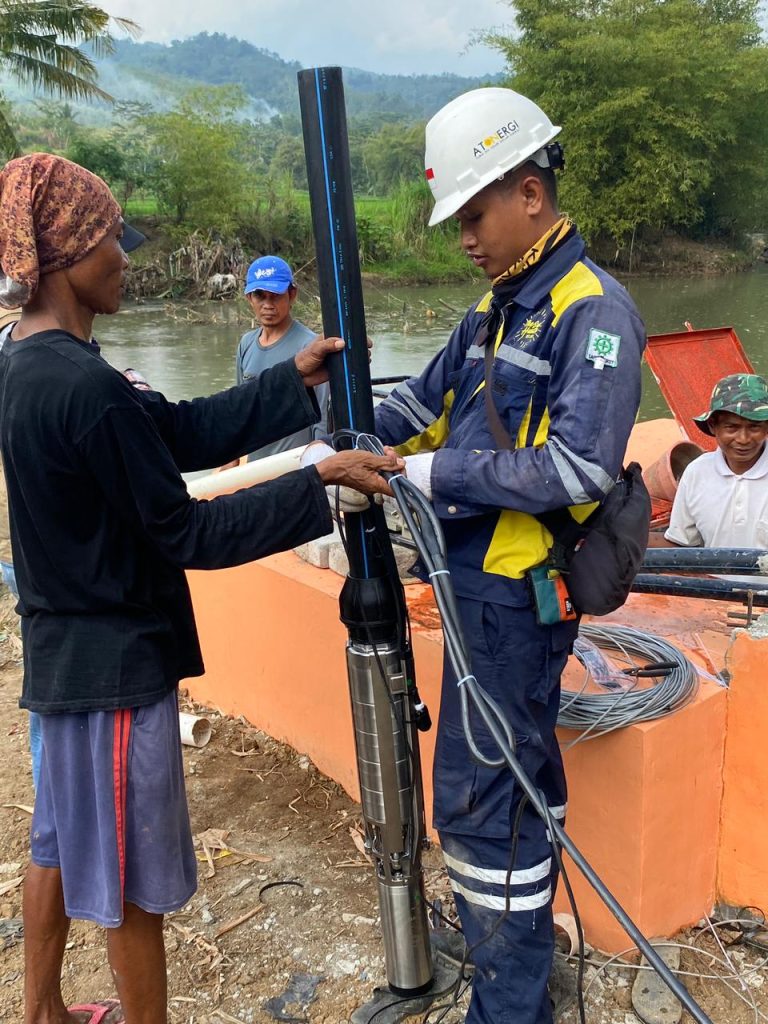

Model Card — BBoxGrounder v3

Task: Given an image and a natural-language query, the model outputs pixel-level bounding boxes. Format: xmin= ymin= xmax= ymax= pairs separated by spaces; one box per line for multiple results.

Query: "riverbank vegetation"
xmin=0 ymin=2 xmax=766 ymax=296
xmin=488 ymin=0 xmax=768 ymax=264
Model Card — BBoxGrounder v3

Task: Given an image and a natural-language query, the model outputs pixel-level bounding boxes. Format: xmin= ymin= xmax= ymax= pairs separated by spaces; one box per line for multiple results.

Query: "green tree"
xmin=32 ymin=98 xmax=79 ymax=149
xmin=0 ymin=0 xmax=138 ymax=157
xmin=108 ymin=101 xmax=154 ymax=206
xmin=487 ymin=0 xmax=768 ymax=245
xmin=269 ymin=134 xmax=307 ymax=189
xmin=362 ymin=122 xmax=425 ymax=195
xmin=142 ymin=85 xmax=253 ymax=232
xmin=66 ymin=132 xmax=124 ymax=184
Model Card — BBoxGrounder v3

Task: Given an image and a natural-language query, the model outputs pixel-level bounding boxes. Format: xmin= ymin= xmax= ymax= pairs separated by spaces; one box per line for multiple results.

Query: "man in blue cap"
xmin=235 ymin=255 xmax=329 ymax=461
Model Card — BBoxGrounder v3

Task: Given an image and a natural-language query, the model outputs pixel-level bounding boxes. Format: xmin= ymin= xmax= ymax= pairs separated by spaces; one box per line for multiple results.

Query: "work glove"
xmin=300 ymin=442 xmax=371 ymax=513
xmin=402 ymin=453 xmax=434 ymax=501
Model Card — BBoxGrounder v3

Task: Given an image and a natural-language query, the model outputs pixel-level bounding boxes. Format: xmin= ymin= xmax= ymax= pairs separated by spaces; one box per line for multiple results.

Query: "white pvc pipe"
xmin=179 ymin=712 xmax=212 ymax=747
xmin=187 ymin=445 xmax=307 ymax=500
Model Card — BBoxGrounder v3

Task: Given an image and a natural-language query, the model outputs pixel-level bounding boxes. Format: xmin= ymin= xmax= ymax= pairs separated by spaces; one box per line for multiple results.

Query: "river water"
xmin=95 ymin=264 xmax=768 ymax=422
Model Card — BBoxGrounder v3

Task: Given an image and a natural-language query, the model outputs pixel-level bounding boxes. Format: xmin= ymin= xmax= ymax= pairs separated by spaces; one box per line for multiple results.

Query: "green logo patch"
xmin=586 ymin=329 xmax=621 ymax=367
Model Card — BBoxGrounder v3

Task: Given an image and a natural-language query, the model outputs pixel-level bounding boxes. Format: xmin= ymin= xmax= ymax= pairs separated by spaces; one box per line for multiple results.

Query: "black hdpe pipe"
xmin=633 ymin=574 xmax=768 ymax=605
xmin=298 ymin=66 xmax=436 ymax=1005
xmin=297 ymin=65 xmax=402 ymax=637
xmin=642 ymin=547 xmax=767 ymax=574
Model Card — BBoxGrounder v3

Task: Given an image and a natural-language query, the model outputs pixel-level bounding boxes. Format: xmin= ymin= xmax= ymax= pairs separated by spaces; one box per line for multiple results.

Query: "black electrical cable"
xmin=422 ymin=978 xmax=473 ymax=1023
xmin=351 ymin=431 xmax=714 ymax=1024
xmin=465 ymin=795 xmax=528 ymax=965
xmin=258 ymin=880 xmax=304 ymax=902
xmin=332 ymin=480 xmax=425 ymax=875
xmin=544 ymin=802 xmax=586 ymax=1024
xmin=425 ymin=900 xmax=462 ymax=932
xmin=363 ymin=994 xmax=420 ymax=1024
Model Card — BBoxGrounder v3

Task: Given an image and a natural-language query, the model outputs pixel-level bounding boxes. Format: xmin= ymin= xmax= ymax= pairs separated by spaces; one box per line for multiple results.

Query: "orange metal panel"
xmin=645 ymin=327 xmax=754 ymax=451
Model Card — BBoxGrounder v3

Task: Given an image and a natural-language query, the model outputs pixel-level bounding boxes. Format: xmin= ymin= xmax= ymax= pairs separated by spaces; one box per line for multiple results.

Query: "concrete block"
xmin=327 ymin=537 xmax=418 ymax=583
xmin=294 ymin=527 xmax=342 ymax=569
xmin=328 ymin=541 xmax=350 ymax=577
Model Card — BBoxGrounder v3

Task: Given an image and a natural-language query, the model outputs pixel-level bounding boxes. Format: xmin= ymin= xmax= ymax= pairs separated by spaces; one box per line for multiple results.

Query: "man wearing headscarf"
xmin=0 ymin=154 xmax=399 ymax=1024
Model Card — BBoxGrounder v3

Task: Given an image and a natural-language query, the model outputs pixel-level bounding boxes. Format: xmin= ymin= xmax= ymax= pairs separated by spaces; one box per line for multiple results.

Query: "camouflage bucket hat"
xmin=693 ymin=373 xmax=768 ymax=436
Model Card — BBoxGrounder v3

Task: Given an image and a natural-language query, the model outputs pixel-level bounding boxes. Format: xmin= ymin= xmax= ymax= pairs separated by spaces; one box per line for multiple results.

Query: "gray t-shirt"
xmin=236 ymin=319 xmax=330 ymax=461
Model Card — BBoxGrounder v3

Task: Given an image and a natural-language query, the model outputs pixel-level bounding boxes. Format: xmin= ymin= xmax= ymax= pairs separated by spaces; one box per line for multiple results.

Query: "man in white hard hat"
xmin=373 ymin=88 xmax=647 ymax=1022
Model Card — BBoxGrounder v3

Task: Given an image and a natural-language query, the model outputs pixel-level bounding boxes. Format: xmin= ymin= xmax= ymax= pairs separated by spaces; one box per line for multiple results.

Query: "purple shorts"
xmin=31 ymin=689 xmax=197 ymax=927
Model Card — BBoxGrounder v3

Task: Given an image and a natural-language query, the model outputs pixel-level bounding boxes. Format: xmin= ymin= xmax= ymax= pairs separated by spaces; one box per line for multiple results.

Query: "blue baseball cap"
xmin=244 ymin=255 xmax=295 ymax=296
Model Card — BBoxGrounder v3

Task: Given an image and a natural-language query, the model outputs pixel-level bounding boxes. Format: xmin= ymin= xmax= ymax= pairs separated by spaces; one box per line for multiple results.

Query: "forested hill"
xmin=107 ymin=33 xmax=501 ymax=119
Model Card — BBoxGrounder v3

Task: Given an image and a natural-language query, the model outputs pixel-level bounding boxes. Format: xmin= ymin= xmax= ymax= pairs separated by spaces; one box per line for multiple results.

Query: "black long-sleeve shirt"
xmin=0 ymin=329 xmax=333 ymax=712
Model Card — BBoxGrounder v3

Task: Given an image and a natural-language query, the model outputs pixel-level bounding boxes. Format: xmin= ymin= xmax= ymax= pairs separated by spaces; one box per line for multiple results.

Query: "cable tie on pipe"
xmin=429 ymin=570 xmax=450 ymax=578
xmin=456 ymin=674 xmax=476 ymax=688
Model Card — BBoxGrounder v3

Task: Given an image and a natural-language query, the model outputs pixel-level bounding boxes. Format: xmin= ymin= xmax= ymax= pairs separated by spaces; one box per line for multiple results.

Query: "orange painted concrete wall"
xmin=555 ymin=685 xmax=726 ymax=951
xmin=719 ymin=630 xmax=768 ymax=911
xmin=186 ymin=551 xmax=728 ymax=953
xmin=185 ymin=554 xmax=443 ymax=825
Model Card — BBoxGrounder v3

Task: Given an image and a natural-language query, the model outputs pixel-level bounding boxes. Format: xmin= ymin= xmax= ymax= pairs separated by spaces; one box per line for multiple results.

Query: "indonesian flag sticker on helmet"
xmin=424 ymin=87 xmax=562 ymax=226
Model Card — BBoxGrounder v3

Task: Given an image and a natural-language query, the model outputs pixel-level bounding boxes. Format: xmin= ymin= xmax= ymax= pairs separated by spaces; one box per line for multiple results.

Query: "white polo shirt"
xmin=666 ymin=444 xmax=768 ymax=581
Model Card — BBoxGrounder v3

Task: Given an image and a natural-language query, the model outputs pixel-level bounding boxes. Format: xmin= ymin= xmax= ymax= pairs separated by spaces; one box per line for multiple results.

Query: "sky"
xmin=98 ymin=0 xmax=513 ymax=77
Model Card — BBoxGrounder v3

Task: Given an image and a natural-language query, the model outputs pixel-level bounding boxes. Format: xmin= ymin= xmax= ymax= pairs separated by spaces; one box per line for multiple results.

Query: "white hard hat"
xmin=424 ymin=87 xmax=562 ymax=226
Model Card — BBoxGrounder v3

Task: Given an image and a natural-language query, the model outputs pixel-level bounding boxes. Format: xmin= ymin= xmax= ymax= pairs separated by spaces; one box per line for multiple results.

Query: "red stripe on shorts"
xmin=112 ymin=710 xmax=132 ymax=904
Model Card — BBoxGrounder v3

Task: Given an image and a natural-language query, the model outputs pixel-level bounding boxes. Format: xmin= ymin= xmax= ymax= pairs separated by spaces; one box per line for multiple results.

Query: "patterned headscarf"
xmin=0 ymin=153 xmax=121 ymax=309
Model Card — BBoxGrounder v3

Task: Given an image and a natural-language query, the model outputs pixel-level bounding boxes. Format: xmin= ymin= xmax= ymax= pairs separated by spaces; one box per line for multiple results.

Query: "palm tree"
xmin=0 ymin=1 xmax=138 ymax=156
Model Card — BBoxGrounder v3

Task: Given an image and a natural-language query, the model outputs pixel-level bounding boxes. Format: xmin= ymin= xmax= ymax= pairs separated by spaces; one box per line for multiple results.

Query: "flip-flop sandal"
xmin=67 ymin=1000 xmax=125 ymax=1024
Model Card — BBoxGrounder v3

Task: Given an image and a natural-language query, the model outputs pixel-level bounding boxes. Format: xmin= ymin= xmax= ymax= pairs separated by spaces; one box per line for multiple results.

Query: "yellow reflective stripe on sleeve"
xmin=550 ymin=262 xmax=603 ymax=327
xmin=394 ymin=389 xmax=455 ymax=455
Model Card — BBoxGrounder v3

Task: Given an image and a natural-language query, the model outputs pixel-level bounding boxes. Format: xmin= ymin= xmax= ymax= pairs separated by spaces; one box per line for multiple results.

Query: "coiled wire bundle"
xmin=558 ymin=623 xmax=699 ymax=743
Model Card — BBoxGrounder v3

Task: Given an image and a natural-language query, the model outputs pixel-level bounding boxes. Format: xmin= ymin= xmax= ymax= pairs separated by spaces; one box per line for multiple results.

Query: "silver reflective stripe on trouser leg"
xmin=439 ymin=831 xmax=557 ymax=1024
xmin=444 ymin=848 xmax=553 ymax=912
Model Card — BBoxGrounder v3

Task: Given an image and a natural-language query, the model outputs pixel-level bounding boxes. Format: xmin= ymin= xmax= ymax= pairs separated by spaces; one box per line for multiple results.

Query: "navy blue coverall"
xmin=374 ymin=230 xmax=645 ymax=1023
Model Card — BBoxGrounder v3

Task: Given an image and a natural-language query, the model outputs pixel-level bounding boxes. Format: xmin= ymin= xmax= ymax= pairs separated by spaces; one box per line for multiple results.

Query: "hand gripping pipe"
xmin=298 ymin=66 xmax=434 ymax=999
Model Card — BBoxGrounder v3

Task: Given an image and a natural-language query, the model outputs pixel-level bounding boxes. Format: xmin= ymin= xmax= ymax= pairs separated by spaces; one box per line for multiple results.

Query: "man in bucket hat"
xmin=693 ymin=373 xmax=768 ymax=439
xmin=654 ymin=374 xmax=768 ymax=556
